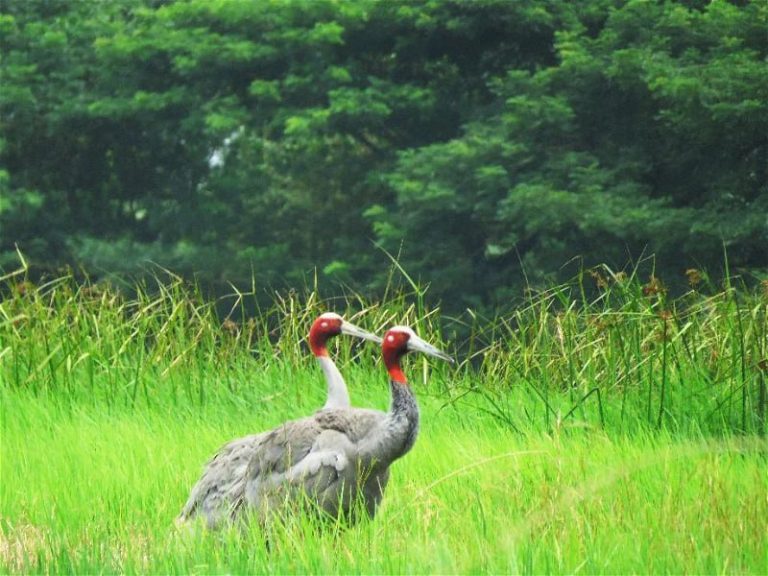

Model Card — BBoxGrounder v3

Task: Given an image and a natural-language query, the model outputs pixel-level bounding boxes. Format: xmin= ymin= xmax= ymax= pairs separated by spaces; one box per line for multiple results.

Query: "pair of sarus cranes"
xmin=177 ymin=313 xmax=453 ymax=530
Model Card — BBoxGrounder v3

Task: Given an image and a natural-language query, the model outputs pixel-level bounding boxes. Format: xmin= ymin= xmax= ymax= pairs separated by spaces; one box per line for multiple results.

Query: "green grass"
xmin=2 ymin=384 xmax=766 ymax=574
xmin=1 ymin=267 xmax=767 ymax=573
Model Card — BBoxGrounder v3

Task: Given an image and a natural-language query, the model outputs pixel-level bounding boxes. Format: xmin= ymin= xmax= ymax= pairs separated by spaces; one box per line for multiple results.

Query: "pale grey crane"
xmin=176 ymin=313 xmax=380 ymax=529
xmin=237 ymin=325 xmax=453 ymax=524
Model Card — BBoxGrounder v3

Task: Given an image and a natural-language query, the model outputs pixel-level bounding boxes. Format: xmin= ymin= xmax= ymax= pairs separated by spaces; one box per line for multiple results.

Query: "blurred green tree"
xmin=1 ymin=0 xmax=765 ymax=307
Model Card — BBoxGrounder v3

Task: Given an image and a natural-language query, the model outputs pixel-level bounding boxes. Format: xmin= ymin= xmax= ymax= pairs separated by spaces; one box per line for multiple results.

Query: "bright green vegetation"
xmin=1 ymin=273 xmax=767 ymax=573
xmin=3 ymin=391 xmax=767 ymax=574
xmin=2 ymin=0 xmax=767 ymax=306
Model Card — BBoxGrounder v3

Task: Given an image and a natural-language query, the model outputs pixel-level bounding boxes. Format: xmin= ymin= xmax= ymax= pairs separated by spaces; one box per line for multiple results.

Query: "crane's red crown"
xmin=382 ymin=325 xmax=453 ymax=383
xmin=308 ymin=312 xmax=344 ymax=357
xmin=382 ymin=326 xmax=415 ymax=384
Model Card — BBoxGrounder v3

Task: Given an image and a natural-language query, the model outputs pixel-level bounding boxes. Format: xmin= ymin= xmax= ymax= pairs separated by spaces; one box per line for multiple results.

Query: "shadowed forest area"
xmin=1 ymin=0 xmax=767 ymax=309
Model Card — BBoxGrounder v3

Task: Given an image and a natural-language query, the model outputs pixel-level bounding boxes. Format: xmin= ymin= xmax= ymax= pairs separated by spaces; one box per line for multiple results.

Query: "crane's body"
xmin=176 ymin=313 xmax=380 ymax=529
xmin=240 ymin=380 xmax=418 ymax=522
xmin=240 ymin=407 xmax=390 ymax=521
xmin=237 ymin=326 xmax=451 ymax=524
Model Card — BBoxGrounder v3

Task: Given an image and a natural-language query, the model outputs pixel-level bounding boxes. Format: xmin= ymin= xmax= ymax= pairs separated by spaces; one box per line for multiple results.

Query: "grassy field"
xmin=1 ymin=269 xmax=767 ymax=573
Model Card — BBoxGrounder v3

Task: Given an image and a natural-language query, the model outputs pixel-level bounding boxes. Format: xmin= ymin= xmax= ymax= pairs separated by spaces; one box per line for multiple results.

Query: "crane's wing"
xmin=242 ymin=411 xmax=386 ymax=520
xmin=177 ymin=433 xmax=265 ymax=528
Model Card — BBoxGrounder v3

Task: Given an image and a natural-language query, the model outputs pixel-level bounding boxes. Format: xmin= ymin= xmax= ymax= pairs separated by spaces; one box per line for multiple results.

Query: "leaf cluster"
xmin=1 ymin=0 xmax=766 ymax=307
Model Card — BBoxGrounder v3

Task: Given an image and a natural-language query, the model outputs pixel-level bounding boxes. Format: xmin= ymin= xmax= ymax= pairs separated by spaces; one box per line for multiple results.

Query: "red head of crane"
xmin=382 ymin=325 xmax=454 ymax=384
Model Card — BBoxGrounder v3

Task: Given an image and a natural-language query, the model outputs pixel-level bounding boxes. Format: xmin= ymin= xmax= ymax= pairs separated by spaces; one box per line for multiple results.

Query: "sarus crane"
xmin=177 ymin=313 xmax=381 ymax=529
xmin=238 ymin=325 xmax=453 ymax=524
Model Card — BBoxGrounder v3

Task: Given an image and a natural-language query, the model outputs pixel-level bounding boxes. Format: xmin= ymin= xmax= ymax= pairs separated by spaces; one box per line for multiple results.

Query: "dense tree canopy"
xmin=1 ymin=0 xmax=766 ymax=308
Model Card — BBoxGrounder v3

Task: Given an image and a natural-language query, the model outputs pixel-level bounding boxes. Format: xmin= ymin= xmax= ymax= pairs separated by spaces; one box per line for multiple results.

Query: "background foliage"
xmin=1 ymin=0 xmax=767 ymax=308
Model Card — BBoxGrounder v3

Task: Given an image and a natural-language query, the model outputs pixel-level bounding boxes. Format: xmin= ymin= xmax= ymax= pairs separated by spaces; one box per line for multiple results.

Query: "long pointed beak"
xmin=406 ymin=334 xmax=455 ymax=363
xmin=340 ymin=321 xmax=383 ymax=344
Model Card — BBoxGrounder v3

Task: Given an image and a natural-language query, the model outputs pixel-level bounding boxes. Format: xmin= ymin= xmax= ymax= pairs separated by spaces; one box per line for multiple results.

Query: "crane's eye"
xmin=387 ymin=334 xmax=395 ymax=342
xmin=321 ymin=321 xmax=328 ymax=329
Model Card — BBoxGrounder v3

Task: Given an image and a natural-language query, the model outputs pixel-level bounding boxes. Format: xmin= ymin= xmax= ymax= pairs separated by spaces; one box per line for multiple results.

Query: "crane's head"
xmin=382 ymin=326 xmax=454 ymax=384
xmin=308 ymin=312 xmax=382 ymax=357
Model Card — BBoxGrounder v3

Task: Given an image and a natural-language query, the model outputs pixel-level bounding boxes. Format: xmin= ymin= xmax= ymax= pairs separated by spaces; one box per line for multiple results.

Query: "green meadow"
xmin=1 ymin=270 xmax=767 ymax=574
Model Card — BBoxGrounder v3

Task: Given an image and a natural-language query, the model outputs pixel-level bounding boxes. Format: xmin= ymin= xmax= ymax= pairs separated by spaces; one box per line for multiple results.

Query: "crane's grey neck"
xmin=361 ymin=380 xmax=419 ymax=464
xmin=317 ymin=355 xmax=350 ymax=409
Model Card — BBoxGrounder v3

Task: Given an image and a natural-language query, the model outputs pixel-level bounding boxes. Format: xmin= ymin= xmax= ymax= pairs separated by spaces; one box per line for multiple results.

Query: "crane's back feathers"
xmin=177 ymin=433 xmax=266 ymax=529
xmin=243 ymin=407 xmax=394 ymax=521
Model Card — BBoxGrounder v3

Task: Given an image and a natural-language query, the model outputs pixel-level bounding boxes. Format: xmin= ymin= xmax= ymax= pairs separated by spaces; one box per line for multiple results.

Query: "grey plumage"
xmin=241 ymin=380 xmax=417 ymax=523
xmin=176 ymin=314 xmax=380 ymax=529
xmin=177 ymin=325 xmax=451 ymax=529
xmin=236 ymin=326 xmax=451 ymax=525
xmin=177 ymin=433 xmax=264 ymax=528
